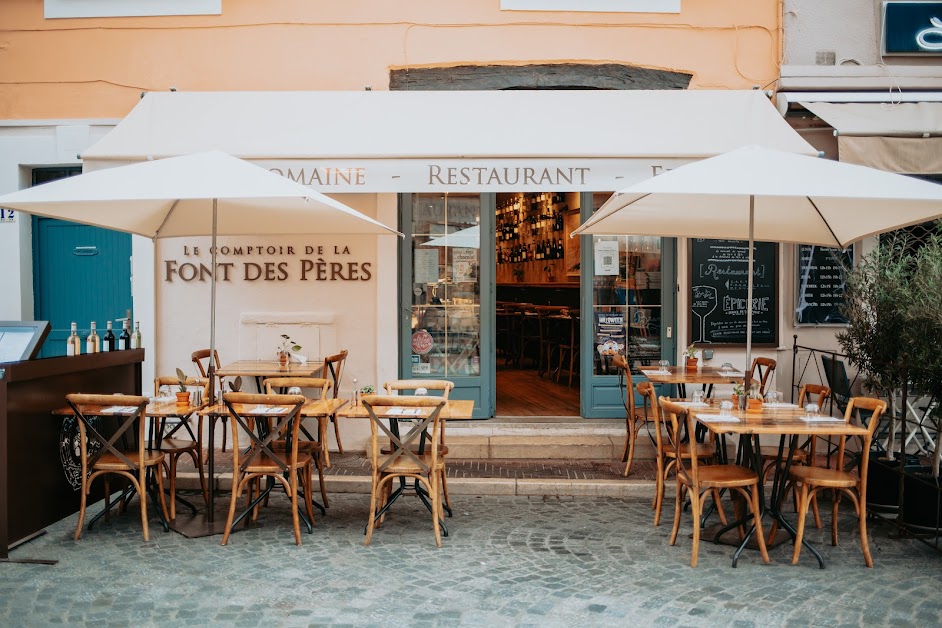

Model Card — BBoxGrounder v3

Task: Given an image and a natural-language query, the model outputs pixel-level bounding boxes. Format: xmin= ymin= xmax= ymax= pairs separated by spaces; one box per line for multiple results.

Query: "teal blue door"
xmin=31 ymin=168 xmax=132 ymax=358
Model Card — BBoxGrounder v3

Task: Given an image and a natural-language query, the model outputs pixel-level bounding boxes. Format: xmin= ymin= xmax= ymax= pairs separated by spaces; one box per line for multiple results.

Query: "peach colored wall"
xmin=1 ymin=0 xmax=782 ymax=119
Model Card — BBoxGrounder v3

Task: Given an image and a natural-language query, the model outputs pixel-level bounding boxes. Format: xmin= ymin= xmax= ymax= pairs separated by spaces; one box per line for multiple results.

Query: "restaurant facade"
xmin=0 ymin=1 xmax=830 ymax=447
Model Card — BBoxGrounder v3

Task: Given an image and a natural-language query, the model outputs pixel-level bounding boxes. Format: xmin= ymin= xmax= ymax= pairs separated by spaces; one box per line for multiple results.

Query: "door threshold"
xmin=489 ymin=415 xmax=585 ymax=423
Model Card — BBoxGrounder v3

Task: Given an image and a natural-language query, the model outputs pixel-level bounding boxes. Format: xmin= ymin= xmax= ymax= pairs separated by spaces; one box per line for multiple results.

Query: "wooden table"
xmin=191 ymin=397 xmax=347 ymax=537
xmin=693 ymin=401 xmax=870 ymax=568
xmin=338 ymin=399 xmax=475 ymax=420
xmin=640 ymin=366 xmax=744 ymax=398
xmin=216 ymin=359 xmax=325 ymax=392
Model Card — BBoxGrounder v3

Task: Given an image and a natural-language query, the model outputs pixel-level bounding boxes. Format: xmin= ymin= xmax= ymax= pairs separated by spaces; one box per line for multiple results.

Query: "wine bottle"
xmin=102 ymin=320 xmax=116 ymax=352
xmin=86 ymin=321 xmax=100 ymax=354
xmin=118 ymin=319 xmax=130 ymax=350
xmin=67 ymin=322 xmax=81 ymax=356
xmin=131 ymin=321 xmax=142 ymax=350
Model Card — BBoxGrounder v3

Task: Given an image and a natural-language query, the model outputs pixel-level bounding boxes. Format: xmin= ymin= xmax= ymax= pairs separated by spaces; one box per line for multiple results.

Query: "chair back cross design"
xmin=223 ymin=392 xmax=306 ymax=475
xmin=66 ymin=394 xmax=150 ymax=471
xmin=362 ymin=395 xmax=446 ymax=475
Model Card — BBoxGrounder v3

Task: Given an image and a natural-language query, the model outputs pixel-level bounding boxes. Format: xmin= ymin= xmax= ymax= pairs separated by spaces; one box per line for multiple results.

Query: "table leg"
xmin=208 ymin=415 xmax=216 ymax=524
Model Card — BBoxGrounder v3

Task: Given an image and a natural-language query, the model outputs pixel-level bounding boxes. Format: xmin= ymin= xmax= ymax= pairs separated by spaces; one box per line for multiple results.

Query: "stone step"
xmin=445 ymin=420 xmax=655 ymax=460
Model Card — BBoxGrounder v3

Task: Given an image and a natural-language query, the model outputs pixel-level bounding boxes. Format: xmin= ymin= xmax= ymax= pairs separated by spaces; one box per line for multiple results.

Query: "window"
xmin=500 ymin=0 xmax=680 ymax=13
xmin=45 ymin=0 xmax=220 ymax=19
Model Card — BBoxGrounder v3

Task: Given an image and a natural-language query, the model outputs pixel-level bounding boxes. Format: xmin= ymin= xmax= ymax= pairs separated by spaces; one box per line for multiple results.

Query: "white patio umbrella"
xmin=0 ymin=150 xmax=401 ymax=396
xmin=420 ymin=225 xmax=481 ymax=249
xmin=573 ymin=145 xmax=942 ymax=375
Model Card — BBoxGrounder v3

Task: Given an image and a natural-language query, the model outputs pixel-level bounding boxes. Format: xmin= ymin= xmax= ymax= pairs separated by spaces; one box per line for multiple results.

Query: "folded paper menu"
xmin=799 ymin=415 xmax=842 ymax=423
xmin=246 ymin=405 xmax=286 ymax=415
xmin=100 ymin=406 xmax=141 ymax=414
xmin=676 ymin=401 xmax=709 ymax=408
xmin=643 ymin=369 xmax=671 ymax=375
xmin=696 ymin=414 xmax=740 ymax=423
xmin=763 ymin=403 xmax=799 ymax=408
xmin=386 ymin=407 xmax=423 ymax=416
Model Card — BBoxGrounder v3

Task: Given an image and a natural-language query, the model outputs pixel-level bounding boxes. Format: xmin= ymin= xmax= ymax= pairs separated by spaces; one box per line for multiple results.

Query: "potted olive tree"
xmin=838 ymin=229 xmax=942 ymax=525
xmin=900 ymin=234 xmax=942 ymax=530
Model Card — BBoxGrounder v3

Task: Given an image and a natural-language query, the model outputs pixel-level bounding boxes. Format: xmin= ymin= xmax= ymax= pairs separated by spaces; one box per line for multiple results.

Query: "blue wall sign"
xmin=884 ymin=2 xmax=942 ymax=55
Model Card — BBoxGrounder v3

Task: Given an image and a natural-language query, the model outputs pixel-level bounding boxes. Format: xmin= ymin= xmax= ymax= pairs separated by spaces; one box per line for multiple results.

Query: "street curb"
xmin=173 ymin=471 xmax=659 ymax=499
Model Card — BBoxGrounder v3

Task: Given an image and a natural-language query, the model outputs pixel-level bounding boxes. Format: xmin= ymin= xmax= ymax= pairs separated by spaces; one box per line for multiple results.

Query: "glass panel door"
xmin=581 ymin=192 xmax=676 ymax=417
xmin=399 ymin=193 xmax=494 ymax=418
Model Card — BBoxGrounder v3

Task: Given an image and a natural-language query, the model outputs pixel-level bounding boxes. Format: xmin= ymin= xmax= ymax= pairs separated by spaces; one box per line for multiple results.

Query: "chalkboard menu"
xmin=796 ymin=245 xmax=852 ymax=326
xmin=690 ymin=239 xmax=778 ymax=346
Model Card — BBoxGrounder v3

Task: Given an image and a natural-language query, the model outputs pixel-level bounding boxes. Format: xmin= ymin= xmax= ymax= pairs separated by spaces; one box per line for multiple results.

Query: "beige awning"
xmin=800 ymin=101 xmax=942 ymax=136
xmin=82 ymin=90 xmax=815 ymax=192
xmin=800 ymin=101 xmax=942 ymax=174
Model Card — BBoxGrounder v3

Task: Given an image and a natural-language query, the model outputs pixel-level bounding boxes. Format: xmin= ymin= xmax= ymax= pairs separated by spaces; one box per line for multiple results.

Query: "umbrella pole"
xmin=209 ymin=198 xmax=218 ymax=404
xmin=745 ymin=195 xmax=755 ymax=388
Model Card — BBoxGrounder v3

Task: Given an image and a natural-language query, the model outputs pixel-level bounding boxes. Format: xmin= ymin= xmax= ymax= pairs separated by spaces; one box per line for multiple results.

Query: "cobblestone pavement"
xmin=1 ymin=492 xmax=940 ymax=627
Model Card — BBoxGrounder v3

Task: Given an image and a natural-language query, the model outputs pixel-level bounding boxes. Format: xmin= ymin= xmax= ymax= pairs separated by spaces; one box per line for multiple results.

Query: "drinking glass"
xmin=804 ymin=402 xmax=820 ymax=418
xmin=720 ymin=362 xmax=734 ymax=374
xmin=287 ymin=386 xmax=303 ymax=396
xmin=415 ymin=387 xmax=428 ymax=396
xmin=158 ymin=385 xmax=171 ymax=399
xmin=691 ymin=390 xmax=705 ymax=405
xmin=765 ymin=391 xmax=783 ymax=404
xmin=719 ymin=400 xmax=734 ymax=417
xmin=658 ymin=359 xmax=670 ymax=372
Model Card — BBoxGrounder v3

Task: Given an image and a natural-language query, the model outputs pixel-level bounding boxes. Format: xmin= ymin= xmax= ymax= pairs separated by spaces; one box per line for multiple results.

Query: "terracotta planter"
xmin=746 ymin=398 xmax=764 ymax=413
xmin=175 ymin=391 xmax=191 ymax=405
xmin=684 ymin=357 xmax=698 ymax=371
xmin=277 ymin=352 xmax=289 ymax=366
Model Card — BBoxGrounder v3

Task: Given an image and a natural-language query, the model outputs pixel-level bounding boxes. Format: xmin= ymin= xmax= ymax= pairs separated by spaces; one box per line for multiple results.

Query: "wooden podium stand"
xmin=0 ymin=350 xmax=143 ymax=563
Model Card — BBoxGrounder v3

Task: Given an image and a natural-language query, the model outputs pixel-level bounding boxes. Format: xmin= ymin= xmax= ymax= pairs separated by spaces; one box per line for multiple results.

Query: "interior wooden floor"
xmin=495 ymin=366 xmax=580 ymax=416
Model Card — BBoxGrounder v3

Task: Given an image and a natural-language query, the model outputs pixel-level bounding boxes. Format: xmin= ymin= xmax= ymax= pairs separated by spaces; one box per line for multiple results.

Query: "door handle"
xmin=72 ymin=246 xmax=99 ymax=256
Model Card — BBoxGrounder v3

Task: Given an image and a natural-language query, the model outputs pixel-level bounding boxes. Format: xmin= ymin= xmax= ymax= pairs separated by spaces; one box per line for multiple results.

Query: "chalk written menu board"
xmin=796 ymin=244 xmax=852 ymax=326
xmin=689 ymin=239 xmax=778 ymax=346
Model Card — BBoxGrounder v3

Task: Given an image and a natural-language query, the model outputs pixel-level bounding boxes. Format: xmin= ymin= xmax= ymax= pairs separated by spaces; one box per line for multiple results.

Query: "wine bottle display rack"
xmin=495 ymin=192 xmax=580 ymax=285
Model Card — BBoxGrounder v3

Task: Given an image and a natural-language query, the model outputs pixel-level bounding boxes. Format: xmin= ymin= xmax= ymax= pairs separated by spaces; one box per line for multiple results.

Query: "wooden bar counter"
xmin=0 ymin=349 xmax=144 ymax=561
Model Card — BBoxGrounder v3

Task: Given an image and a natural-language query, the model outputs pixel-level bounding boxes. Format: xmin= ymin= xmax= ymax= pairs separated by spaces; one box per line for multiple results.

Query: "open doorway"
xmin=495 ymin=191 xmax=581 ymax=416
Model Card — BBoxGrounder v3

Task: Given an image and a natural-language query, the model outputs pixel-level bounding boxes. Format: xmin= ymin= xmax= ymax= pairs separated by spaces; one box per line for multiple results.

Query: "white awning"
xmin=799 ymin=101 xmax=942 ymax=136
xmin=799 ymin=101 xmax=942 ymax=174
xmin=83 ymin=90 xmax=815 ymax=192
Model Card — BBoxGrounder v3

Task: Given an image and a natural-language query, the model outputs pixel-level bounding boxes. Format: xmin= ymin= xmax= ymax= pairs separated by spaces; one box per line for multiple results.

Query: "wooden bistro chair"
xmin=384 ymin=379 xmax=455 ymax=513
xmin=659 ymin=397 xmax=769 ymax=567
xmin=192 ymin=348 xmax=229 ymax=452
xmin=760 ymin=384 xmax=832 ymax=479
xmin=747 ymin=357 xmax=777 ymax=396
xmin=612 ymin=354 xmax=652 ymax=477
xmin=263 ymin=377 xmax=332 ymax=512
xmin=221 ymin=392 xmax=313 ymax=546
xmin=320 ymin=349 xmax=348 ymax=467
xmin=362 ymin=395 xmax=448 ymax=547
xmin=555 ymin=310 xmax=580 ymax=386
xmin=153 ymin=375 xmax=208 ymax=519
xmin=640 ymin=383 xmax=716 ymax=526
xmin=67 ymin=394 xmax=169 ymax=542
xmin=788 ymin=396 xmax=887 ymax=568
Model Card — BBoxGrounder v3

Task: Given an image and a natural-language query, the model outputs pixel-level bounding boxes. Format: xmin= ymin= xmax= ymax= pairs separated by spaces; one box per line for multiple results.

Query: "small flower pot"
xmin=746 ymin=398 xmax=764 ymax=413
xmin=175 ymin=391 xmax=191 ymax=405
xmin=277 ymin=352 xmax=289 ymax=366
xmin=684 ymin=357 xmax=699 ymax=371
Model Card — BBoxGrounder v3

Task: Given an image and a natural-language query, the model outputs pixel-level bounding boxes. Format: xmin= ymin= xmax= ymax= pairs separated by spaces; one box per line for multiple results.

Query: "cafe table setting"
xmin=679 ymin=396 xmax=872 ymax=569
